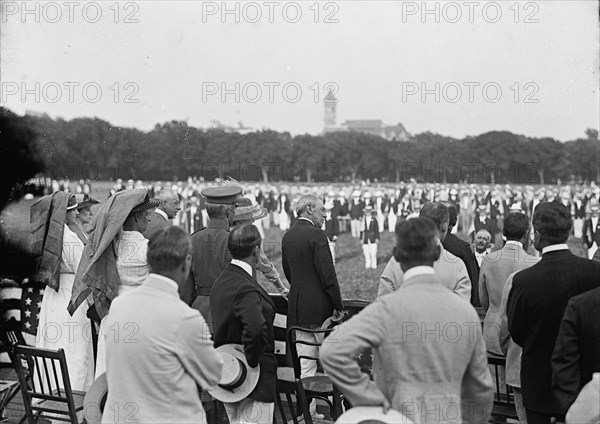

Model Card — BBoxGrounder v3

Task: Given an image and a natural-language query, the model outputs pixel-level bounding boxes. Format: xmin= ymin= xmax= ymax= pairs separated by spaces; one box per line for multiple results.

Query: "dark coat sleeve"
xmin=312 ymin=230 xmax=344 ymax=311
xmin=234 ymin=289 xmax=268 ymax=368
xmin=552 ymin=297 xmax=582 ymax=413
xmin=507 ymin=277 xmax=528 ymax=348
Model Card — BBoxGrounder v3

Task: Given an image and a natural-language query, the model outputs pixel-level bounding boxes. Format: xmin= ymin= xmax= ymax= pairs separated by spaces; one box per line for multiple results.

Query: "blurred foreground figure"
xmin=103 ymin=226 xmax=223 ymax=424
xmin=322 ymin=218 xmax=493 ymax=424
xmin=507 ymin=202 xmax=600 ymax=423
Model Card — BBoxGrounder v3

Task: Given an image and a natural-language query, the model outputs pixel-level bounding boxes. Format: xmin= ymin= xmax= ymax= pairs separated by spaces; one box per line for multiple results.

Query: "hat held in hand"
xmin=208 ymin=344 xmax=260 ymax=403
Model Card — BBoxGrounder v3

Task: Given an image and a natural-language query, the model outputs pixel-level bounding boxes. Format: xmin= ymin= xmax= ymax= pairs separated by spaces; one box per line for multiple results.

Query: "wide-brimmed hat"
xmin=363 ymin=205 xmax=375 ymax=213
xmin=234 ymin=198 xmax=267 ymax=222
xmin=477 ymin=205 xmax=487 ymax=213
xmin=352 ymin=190 xmax=361 ymax=197
xmin=208 ymin=344 xmax=260 ymax=403
xmin=83 ymin=373 xmax=108 ymax=424
xmin=324 ymin=200 xmax=334 ymax=210
xmin=66 ymin=194 xmax=78 ymax=211
xmin=77 ymin=194 xmax=100 ymax=210
xmin=335 ymin=406 xmax=412 ymax=424
xmin=131 ymin=193 xmax=161 ymax=213
xmin=590 ymin=204 xmax=600 ymax=213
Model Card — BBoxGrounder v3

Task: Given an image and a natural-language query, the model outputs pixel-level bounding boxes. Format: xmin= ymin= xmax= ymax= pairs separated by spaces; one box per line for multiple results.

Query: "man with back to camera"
xmin=507 ymin=201 xmax=600 ymax=423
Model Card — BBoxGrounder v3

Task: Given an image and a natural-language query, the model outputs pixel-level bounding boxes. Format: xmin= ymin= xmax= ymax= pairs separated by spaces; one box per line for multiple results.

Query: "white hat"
xmin=83 ymin=373 xmax=108 ymax=424
xmin=335 ymin=406 xmax=413 ymax=424
xmin=352 ymin=190 xmax=361 ymax=197
xmin=208 ymin=344 xmax=260 ymax=403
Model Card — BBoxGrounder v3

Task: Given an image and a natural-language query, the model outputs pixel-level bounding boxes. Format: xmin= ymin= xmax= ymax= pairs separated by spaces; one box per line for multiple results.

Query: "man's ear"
xmin=434 ymin=242 xmax=442 ymax=262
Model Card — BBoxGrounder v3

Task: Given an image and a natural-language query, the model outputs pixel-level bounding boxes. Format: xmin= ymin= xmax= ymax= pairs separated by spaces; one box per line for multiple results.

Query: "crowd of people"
xmin=14 ymin=175 xmax=600 ymax=424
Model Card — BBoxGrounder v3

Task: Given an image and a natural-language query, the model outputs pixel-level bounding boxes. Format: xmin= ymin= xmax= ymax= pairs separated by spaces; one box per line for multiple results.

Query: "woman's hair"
xmin=228 ymin=224 xmax=261 ymax=260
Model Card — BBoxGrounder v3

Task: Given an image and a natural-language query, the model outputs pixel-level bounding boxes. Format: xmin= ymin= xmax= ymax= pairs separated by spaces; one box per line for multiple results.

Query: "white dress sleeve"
xmin=61 ymin=224 xmax=85 ymax=274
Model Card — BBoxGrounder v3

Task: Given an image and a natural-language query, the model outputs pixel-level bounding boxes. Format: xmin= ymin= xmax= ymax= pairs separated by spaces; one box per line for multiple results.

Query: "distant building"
xmin=207 ymin=120 xmax=256 ymax=135
xmin=322 ymin=92 xmax=410 ymax=142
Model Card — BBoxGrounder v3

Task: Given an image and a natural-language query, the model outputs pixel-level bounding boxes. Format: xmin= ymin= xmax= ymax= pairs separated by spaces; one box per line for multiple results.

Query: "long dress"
xmin=35 ymin=224 xmax=94 ymax=392
xmin=95 ymin=230 xmax=149 ymax=378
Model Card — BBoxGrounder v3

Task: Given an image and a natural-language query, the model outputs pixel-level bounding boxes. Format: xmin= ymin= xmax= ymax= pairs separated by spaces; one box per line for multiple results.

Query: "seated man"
xmin=322 ymin=218 xmax=493 ymax=424
xmin=102 ymin=226 xmax=223 ymax=424
xmin=378 ymin=202 xmax=471 ymax=300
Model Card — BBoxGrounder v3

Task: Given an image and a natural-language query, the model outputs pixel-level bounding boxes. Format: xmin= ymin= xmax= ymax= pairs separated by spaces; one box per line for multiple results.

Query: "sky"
xmin=1 ymin=0 xmax=598 ymax=141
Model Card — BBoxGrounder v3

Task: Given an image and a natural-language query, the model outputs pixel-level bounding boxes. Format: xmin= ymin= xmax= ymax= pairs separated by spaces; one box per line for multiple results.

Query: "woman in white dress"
xmin=35 ymin=194 xmax=94 ymax=392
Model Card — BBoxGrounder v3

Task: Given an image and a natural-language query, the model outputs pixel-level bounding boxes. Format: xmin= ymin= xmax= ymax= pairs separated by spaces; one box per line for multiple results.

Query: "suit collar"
xmin=207 ymin=217 xmax=230 ymax=230
xmin=542 ymin=243 xmax=569 ymax=255
xmin=403 ymin=272 xmax=443 ymax=289
xmin=154 ymin=208 xmax=168 ymax=221
xmin=225 ymin=264 xmax=275 ymax=307
xmin=144 ymin=273 xmax=179 ymax=296
xmin=296 ymin=218 xmax=314 ymax=226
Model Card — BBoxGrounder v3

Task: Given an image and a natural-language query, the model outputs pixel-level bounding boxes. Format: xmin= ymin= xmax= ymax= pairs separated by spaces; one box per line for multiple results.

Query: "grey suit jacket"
xmin=378 ymin=247 xmax=471 ymax=300
xmin=142 ymin=210 xmax=169 ymax=239
xmin=322 ymin=272 xmax=493 ymax=424
xmin=479 ymin=242 xmax=538 ymax=355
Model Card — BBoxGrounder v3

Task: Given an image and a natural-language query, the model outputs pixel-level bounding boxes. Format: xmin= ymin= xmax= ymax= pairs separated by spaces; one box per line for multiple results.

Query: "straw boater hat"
xmin=233 ymin=198 xmax=267 ymax=222
xmin=83 ymin=373 xmax=108 ymax=424
xmin=477 ymin=204 xmax=487 ymax=214
xmin=335 ymin=406 xmax=412 ymax=424
xmin=208 ymin=344 xmax=260 ymax=403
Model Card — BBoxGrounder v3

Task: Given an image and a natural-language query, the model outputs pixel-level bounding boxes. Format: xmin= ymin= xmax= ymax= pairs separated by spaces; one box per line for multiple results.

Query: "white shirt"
xmin=116 ymin=230 xmax=149 ymax=286
xmin=592 ymin=217 xmax=599 ymax=230
xmin=475 ymin=250 xmax=488 ymax=267
xmin=504 ymin=240 xmax=523 ymax=248
xmin=542 ymin=244 xmax=569 ymax=255
xmin=403 ymin=266 xmax=436 ymax=281
xmin=231 ymin=259 xmax=253 ymax=277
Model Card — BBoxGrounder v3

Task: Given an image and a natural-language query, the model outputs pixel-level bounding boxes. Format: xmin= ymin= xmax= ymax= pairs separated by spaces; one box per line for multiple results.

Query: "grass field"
xmin=1 ymin=181 xmax=589 ymax=302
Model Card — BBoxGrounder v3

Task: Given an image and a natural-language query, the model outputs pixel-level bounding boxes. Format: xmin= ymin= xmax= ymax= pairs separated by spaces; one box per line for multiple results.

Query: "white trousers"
xmin=350 ymin=219 xmax=361 ymax=238
xmin=387 ymin=212 xmax=397 ymax=233
xmin=588 ymin=242 xmax=598 ymax=259
xmin=376 ymin=213 xmax=385 ymax=232
xmin=223 ymin=398 xmax=274 ymax=424
xmin=296 ymin=331 xmax=319 ymax=415
xmin=362 ymin=243 xmax=378 ymax=269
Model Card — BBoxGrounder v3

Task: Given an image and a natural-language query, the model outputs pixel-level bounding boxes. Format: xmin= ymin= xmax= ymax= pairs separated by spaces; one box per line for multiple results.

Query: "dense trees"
xmin=14 ymin=111 xmax=599 ymax=184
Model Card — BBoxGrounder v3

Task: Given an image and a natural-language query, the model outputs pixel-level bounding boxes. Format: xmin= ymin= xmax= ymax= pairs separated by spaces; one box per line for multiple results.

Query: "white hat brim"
xmin=83 ymin=373 xmax=108 ymax=424
xmin=208 ymin=344 xmax=260 ymax=403
xmin=335 ymin=406 xmax=413 ymax=424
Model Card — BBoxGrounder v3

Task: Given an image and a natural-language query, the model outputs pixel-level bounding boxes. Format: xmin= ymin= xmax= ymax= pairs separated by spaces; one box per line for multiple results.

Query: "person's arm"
xmin=313 ymin=231 xmax=344 ymax=311
xmin=234 ymin=290 xmax=268 ymax=368
xmin=374 ymin=219 xmax=380 ymax=242
xmin=281 ymin=242 xmax=291 ymax=285
xmin=175 ymin=313 xmax=224 ymax=391
xmin=453 ymin=261 xmax=471 ymax=301
xmin=498 ymin=273 xmax=516 ymax=355
xmin=552 ymin=298 xmax=582 ymax=413
xmin=320 ymin=300 xmax=388 ymax=407
xmin=461 ymin=315 xmax=495 ymax=424
xmin=377 ymin=257 xmax=400 ymax=297
xmin=506 ymin=277 xmax=527 ymax=347
xmin=478 ymin=262 xmax=489 ymax=311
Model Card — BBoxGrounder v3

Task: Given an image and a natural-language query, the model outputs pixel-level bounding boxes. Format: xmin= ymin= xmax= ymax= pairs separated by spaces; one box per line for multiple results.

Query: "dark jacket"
xmin=324 ymin=217 xmax=339 ymax=241
xmin=142 ymin=210 xmax=169 ymax=240
xmin=443 ymin=233 xmax=480 ymax=307
xmin=349 ymin=200 xmax=364 ymax=220
xmin=507 ymin=250 xmax=600 ymax=414
xmin=282 ymin=219 xmax=343 ymax=328
xmin=361 ymin=216 xmax=379 ymax=244
xmin=552 ymin=286 xmax=600 ymax=413
xmin=582 ymin=217 xmax=600 ymax=248
xmin=211 ymin=263 xmax=276 ymax=403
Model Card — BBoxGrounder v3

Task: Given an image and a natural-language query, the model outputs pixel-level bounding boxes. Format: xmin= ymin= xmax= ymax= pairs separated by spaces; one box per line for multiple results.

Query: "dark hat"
xmin=201 ymin=186 xmax=242 ymax=205
xmin=76 ymin=194 xmax=100 ymax=210
xmin=66 ymin=194 xmax=78 ymax=211
xmin=131 ymin=193 xmax=161 ymax=213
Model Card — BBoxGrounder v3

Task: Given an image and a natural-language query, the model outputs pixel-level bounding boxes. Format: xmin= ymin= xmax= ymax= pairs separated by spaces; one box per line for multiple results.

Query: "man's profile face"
xmin=163 ymin=195 xmax=181 ymax=219
xmin=310 ymin=199 xmax=326 ymax=227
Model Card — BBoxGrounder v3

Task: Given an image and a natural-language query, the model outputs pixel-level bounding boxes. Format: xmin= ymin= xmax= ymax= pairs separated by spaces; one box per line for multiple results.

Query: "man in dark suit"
xmin=281 ymin=193 xmax=344 ymax=419
xmin=142 ymin=189 xmax=181 ymax=239
xmin=552 ymin=286 xmax=600 ymax=415
xmin=211 ymin=224 xmax=276 ymax=424
xmin=507 ymin=202 xmax=600 ymax=424
xmin=442 ymin=203 xmax=479 ymax=306
xmin=582 ymin=204 xmax=600 ymax=259
xmin=472 ymin=204 xmax=496 ymax=242
xmin=188 ymin=186 xmax=242 ymax=328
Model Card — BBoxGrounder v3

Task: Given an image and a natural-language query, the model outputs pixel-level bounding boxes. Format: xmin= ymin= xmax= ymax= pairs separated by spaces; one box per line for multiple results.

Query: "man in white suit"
xmin=479 ymin=212 xmax=538 ymax=355
xmin=102 ymin=226 xmax=223 ymax=424
xmin=321 ymin=218 xmax=493 ymax=424
xmin=378 ymin=202 xmax=471 ymax=300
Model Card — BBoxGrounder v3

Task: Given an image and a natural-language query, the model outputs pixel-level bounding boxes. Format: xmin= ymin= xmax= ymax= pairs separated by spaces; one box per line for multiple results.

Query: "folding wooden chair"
xmin=12 ymin=345 xmax=85 ymax=424
xmin=287 ymin=326 xmax=343 ymax=424
xmin=487 ymin=354 xmax=518 ymax=423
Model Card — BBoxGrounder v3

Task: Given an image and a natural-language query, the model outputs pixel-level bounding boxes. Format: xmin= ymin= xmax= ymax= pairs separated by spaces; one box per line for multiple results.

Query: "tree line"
xmin=18 ymin=112 xmax=600 ymax=185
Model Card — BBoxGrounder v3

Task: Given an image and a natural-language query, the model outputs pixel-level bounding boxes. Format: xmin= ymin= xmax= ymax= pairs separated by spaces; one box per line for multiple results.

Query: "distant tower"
xmin=324 ymin=90 xmax=337 ymax=129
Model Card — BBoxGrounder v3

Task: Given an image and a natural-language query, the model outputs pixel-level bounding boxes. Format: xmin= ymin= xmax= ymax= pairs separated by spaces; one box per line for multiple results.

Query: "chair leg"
xmin=285 ymin=392 xmax=298 ymax=424
xmin=294 ymin=381 xmax=313 ymax=424
xmin=276 ymin=392 xmax=287 ymax=424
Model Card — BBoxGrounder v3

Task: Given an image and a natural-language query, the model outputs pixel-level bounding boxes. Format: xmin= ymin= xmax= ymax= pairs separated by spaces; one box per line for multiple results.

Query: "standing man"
xmin=507 ymin=202 xmax=600 ymax=423
xmin=479 ymin=212 xmax=536 ymax=356
xmin=473 ymin=229 xmax=492 ymax=268
xmin=282 ymin=194 xmax=344 ymax=420
xmin=361 ymin=205 xmax=379 ymax=270
xmin=443 ymin=203 xmax=480 ymax=307
xmin=582 ymin=204 xmax=600 ymax=259
xmin=321 ymin=218 xmax=493 ymax=424
xmin=349 ymin=190 xmax=364 ymax=238
xmin=102 ymin=226 xmax=223 ymax=424
xmin=188 ymin=186 xmax=242 ymax=327
xmin=143 ymin=189 xmax=181 ymax=239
